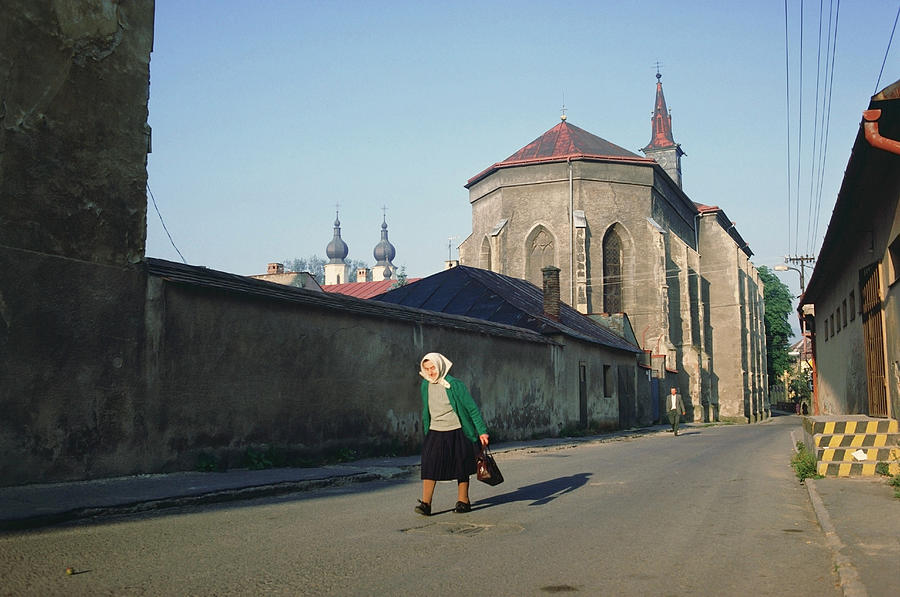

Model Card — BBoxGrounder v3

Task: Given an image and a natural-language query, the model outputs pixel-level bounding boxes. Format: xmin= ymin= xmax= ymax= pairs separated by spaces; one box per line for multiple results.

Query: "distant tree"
xmin=283 ymin=256 xmax=369 ymax=285
xmin=758 ymin=266 xmax=794 ymax=382
xmin=390 ymin=265 xmax=408 ymax=289
xmin=284 ymin=256 xmax=327 ymax=284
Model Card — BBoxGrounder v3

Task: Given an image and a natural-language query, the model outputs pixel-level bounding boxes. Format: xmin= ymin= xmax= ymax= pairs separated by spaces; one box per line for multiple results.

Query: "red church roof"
xmin=466 ymin=120 xmax=652 ymax=188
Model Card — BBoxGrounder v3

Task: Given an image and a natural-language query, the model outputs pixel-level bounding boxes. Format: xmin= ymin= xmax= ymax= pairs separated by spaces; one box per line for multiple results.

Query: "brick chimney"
xmin=542 ymin=266 xmax=561 ymax=320
xmin=268 ymin=262 xmax=284 ymax=274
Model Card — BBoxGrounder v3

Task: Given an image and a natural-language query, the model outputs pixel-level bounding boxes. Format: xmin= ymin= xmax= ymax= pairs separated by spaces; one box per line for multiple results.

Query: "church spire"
xmin=325 ymin=209 xmax=349 ymax=264
xmin=644 ymin=71 xmax=676 ymax=150
xmin=323 ymin=209 xmax=350 ymax=285
xmin=641 ymin=70 xmax=685 ymax=189
xmin=372 ymin=211 xmax=396 ymax=280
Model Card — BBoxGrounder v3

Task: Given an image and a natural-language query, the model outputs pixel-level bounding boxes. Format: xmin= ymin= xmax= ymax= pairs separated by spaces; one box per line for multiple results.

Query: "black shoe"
xmin=454 ymin=501 xmax=471 ymax=513
xmin=414 ymin=500 xmax=431 ymax=516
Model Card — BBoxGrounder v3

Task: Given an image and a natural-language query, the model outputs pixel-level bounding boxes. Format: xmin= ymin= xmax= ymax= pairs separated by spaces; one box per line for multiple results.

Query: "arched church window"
xmin=526 ymin=226 xmax=555 ymax=286
xmin=603 ymin=227 xmax=623 ymax=313
xmin=481 ymin=237 xmax=492 ymax=271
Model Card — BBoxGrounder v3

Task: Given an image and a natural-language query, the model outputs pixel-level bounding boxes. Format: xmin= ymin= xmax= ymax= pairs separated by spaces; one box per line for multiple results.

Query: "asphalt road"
xmin=1 ymin=417 xmax=841 ymax=596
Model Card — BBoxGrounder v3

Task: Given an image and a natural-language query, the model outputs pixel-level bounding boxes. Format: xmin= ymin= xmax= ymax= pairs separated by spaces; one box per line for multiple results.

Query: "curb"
xmin=0 ymin=470 xmax=410 ymax=533
xmin=791 ymin=429 xmax=868 ymax=597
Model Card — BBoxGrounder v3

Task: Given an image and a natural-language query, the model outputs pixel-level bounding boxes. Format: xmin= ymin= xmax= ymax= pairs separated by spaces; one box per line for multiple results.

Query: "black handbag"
xmin=475 ymin=444 xmax=504 ymax=486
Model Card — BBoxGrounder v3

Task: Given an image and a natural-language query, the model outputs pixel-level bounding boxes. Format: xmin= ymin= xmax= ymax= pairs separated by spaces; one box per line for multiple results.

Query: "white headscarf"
xmin=420 ymin=352 xmax=453 ymax=389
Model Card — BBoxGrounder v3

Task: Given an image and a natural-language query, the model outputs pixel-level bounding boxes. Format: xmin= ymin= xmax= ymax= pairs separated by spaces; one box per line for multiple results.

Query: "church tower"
xmin=324 ymin=211 xmax=350 ymax=285
xmin=641 ymin=72 xmax=685 ymax=188
xmin=372 ymin=216 xmax=397 ymax=280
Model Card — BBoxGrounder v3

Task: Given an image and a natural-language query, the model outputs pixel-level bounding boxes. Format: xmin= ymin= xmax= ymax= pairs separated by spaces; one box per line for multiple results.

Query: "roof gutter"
xmin=863 ymin=109 xmax=900 ymax=155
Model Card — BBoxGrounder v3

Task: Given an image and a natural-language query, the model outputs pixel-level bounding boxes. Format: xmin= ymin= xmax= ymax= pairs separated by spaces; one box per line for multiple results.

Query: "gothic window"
xmin=526 ymin=226 xmax=555 ymax=286
xmin=603 ymin=227 xmax=623 ymax=313
xmin=481 ymin=237 xmax=492 ymax=271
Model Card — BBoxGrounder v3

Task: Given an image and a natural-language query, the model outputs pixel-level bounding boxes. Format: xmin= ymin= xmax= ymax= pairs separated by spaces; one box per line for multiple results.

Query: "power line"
xmin=812 ymin=0 xmax=840 ymax=253
xmin=147 ymin=184 xmax=187 ymax=264
xmin=805 ymin=0 xmax=825 ymax=254
xmin=784 ymin=0 xmax=794 ymax=258
xmin=794 ymin=0 xmax=804 ymax=256
xmin=875 ymin=3 xmax=900 ymax=93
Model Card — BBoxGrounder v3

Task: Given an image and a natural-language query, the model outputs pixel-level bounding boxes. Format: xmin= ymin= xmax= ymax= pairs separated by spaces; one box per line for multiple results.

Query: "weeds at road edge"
xmin=888 ymin=473 xmax=900 ymax=499
xmin=791 ymin=441 xmax=823 ymax=482
xmin=875 ymin=462 xmax=900 ymax=499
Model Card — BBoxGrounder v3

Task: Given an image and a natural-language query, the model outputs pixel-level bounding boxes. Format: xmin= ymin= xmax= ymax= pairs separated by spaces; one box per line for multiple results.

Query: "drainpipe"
xmin=568 ymin=157 xmax=574 ymax=306
xmin=693 ymin=212 xmax=701 ymax=253
xmin=863 ymin=109 xmax=900 ymax=154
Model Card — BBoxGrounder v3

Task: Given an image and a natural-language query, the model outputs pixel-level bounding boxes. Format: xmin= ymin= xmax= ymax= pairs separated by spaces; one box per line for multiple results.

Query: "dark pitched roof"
xmin=466 ymin=120 xmax=652 ymax=188
xmin=144 ymin=258 xmax=556 ymax=345
xmin=373 ymin=265 xmax=641 ymax=353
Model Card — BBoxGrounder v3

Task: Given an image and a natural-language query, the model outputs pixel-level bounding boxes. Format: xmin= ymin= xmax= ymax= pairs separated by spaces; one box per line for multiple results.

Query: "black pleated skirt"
xmin=420 ymin=428 xmax=477 ymax=482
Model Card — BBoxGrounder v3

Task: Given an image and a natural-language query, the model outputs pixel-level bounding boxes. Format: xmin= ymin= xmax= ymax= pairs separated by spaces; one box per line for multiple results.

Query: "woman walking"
xmin=415 ymin=352 xmax=489 ymax=515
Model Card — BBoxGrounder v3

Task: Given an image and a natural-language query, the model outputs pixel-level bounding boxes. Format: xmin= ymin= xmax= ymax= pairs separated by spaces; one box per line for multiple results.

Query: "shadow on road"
xmin=474 ymin=473 xmax=592 ymax=510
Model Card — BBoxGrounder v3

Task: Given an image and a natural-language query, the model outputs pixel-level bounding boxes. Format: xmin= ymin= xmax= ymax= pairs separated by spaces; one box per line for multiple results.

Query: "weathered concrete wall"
xmin=140 ymin=275 xmax=633 ymax=475
xmin=0 ymin=1 xmax=153 ymax=265
xmin=0 ymin=1 xmax=155 ymax=485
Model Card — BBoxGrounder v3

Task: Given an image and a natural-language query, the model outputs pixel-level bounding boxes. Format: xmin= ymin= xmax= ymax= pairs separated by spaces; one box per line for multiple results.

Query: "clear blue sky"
xmin=146 ymin=0 xmax=899 ymax=298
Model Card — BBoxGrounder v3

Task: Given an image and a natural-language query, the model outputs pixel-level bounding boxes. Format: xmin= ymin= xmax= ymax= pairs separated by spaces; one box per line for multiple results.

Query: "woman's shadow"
xmin=473 ymin=473 xmax=592 ymax=510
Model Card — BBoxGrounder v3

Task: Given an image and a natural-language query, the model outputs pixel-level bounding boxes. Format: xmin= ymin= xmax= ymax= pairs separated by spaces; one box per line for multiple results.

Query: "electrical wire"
xmin=794 ymin=0 xmax=804 ymax=257
xmin=874 ymin=3 xmax=900 ymax=93
xmin=147 ymin=183 xmax=187 ymax=264
xmin=805 ymin=0 xmax=825 ymax=254
xmin=812 ymin=0 xmax=840 ymax=253
xmin=783 ymin=0 xmax=794 ymax=258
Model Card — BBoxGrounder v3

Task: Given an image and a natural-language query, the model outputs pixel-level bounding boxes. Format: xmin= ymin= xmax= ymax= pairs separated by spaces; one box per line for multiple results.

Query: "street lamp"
xmin=774 ymin=264 xmax=805 ymax=296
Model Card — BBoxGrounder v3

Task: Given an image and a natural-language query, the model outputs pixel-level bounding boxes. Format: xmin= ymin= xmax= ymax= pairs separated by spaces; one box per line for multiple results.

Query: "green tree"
xmin=390 ymin=265 xmax=408 ymax=289
xmin=283 ymin=256 xmax=367 ymax=285
xmin=758 ymin=266 xmax=794 ymax=381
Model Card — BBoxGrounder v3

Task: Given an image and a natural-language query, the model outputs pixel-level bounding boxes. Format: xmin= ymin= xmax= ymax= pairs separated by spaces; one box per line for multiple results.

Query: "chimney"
xmin=445 ymin=259 xmax=459 ymax=270
xmin=268 ymin=262 xmax=284 ymax=274
xmin=542 ymin=266 xmax=561 ymax=320
xmin=356 ymin=267 xmax=370 ymax=282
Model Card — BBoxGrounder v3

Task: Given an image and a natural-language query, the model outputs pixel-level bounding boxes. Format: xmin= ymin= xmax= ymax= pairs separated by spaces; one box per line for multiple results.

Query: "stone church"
xmin=459 ymin=74 xmax=768 ymax=423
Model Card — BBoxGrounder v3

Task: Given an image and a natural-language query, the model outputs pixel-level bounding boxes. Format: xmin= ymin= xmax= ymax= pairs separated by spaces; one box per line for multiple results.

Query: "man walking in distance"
xmin=667 ymin=387 xmax=686 ymax=436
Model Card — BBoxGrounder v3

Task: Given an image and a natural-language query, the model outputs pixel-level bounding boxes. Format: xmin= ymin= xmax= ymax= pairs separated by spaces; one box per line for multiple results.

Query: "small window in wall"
xmin=830 ymin=314 xmax=835 ymax=337
xmin=603 ymin=364 xmax=613 ymax=397
xmin=849 ymin=291 xmax=856 ymax=321
xmin=836 ymin=306 xmax=841 ymax=333
xmin=842 ymin=299 xmax=847 ymax=327
xmin=889 ymin=234 xmax=900 ymax=285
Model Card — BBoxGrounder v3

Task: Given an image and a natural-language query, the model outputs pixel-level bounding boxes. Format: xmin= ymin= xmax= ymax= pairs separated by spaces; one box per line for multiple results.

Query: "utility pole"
xmin=775 ymin=254 xmax=815 ymax=295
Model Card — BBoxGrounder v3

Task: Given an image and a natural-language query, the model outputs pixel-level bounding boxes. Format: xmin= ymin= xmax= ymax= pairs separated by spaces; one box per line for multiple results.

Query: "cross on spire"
xmin=654 ymin=60 xmax=664 ymax=80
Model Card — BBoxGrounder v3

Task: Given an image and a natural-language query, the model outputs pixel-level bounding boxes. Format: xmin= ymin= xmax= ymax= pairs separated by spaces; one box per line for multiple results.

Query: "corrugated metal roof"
xmin=374 ymin=265 xmax=641 ymax=354
xmin=323 ymin=279 xmax=420 ymax=299
xmin=144 ymin=258 xmax=555 ymax=345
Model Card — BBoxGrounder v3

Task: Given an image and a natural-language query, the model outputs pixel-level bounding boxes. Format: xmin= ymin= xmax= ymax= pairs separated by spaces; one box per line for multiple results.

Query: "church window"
xmin=481 ymin=237 xmax=492 ymax=271
xmin=525 ymin=226 xmax=555 ymax=286
xmin=602 ymin=227 xmax=623 ymax=313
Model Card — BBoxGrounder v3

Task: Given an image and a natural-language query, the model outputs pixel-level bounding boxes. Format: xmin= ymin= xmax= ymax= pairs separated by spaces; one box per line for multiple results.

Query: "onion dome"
xmin=373 ymin=217 xmax=396 ymax=265
xmin=326 ymin=212 xmax=349 ymax=264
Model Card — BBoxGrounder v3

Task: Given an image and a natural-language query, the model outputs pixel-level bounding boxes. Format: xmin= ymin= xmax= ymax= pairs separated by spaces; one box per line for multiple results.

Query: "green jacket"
xmin=420 ymin=374 xmax=488 ymax=443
